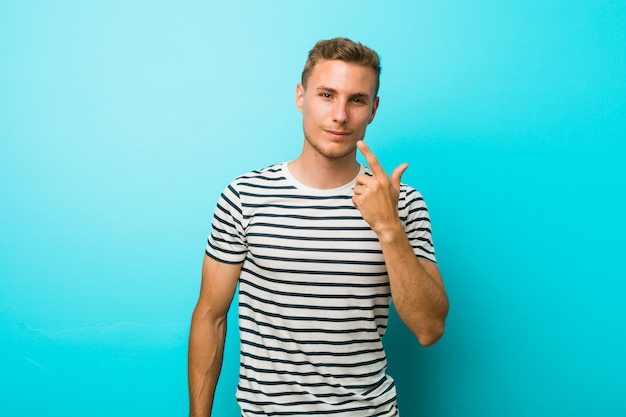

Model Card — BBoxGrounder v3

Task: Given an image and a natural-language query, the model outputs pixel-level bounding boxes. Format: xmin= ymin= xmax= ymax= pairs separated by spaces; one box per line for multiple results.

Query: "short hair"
xmin=301 ymin=37 xmax=381 ymax=95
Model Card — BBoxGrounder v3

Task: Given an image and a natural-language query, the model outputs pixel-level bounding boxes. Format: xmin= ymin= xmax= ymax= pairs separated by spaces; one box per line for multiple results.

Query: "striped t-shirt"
xmin=206 ymin=162 xmax=436 ymax=416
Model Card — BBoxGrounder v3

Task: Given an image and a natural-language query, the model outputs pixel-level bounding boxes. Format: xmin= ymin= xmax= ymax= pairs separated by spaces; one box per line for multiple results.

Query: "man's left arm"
xmin=353 ymin=141 xmax=449 ymax=346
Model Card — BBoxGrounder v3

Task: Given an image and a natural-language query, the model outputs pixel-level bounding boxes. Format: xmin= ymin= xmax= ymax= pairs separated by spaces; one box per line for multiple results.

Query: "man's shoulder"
xmin=399 ymin=182 xmax=427 ymax=208
xmin=228 ymin=163 xmax=288 ymax=188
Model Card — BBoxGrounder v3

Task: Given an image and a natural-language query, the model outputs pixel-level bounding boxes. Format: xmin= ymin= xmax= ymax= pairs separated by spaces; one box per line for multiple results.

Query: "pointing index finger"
xmin=356 ymin=141 xmax=386 ymax=178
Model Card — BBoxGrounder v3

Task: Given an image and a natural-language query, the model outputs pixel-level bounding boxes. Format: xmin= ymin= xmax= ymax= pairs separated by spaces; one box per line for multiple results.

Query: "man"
xmin=188 ymin=37 xmax=449 ymax=417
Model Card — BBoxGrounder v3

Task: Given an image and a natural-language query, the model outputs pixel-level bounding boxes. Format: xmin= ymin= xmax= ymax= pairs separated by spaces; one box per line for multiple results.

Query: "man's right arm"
xmin=188 ymin=254 xmax=242 ymax=417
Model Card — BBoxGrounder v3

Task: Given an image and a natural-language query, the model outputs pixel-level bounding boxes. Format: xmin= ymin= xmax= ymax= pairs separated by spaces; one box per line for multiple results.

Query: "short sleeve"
xmin=205 ymin=182 xmax=248 ymax=264
xmin=400 ymin=185 xmax=437 ymax=263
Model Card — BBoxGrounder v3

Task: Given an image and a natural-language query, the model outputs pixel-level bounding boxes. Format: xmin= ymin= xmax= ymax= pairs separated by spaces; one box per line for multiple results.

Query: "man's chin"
xmin=304 ymin=135 xmax=358 ymax=160
xmin=318 ymin=145 xmax=357 ymax=160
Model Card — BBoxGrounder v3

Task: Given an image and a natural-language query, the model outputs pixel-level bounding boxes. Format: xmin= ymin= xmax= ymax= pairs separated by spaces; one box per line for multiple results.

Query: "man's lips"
xmin=325 ymin=130 xmax=351 ymax=139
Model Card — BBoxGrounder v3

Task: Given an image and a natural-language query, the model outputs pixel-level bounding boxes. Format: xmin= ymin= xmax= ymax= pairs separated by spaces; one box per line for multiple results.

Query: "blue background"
xmin=1 ymin=1 xmax=624 ymax=416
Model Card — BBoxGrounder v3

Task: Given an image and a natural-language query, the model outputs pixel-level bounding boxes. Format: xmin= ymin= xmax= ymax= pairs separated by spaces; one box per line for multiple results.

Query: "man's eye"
xmin=320 ymin=93 xmax=332 ymax=98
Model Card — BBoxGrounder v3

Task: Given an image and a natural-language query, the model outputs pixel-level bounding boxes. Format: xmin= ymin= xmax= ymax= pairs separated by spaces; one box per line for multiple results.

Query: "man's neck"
xmin=288 ymin=151 xmax=361 ymax=190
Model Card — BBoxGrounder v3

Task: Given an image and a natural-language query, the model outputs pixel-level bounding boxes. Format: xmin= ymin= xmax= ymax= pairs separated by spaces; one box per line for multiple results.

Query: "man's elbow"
xmin=399 ymin=303 xmax=449 ymax=346
xmin=191 ymin=302 xmax=228 ymax=328
xmin=414 ymin=323 xmax=445 ymax=347
xmin=408 ymin=312 xmax=447 ymax=347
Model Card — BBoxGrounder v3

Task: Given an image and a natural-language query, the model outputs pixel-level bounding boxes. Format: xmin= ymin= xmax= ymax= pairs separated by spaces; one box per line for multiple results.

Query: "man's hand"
xmin=352 ymin=140 xmax=408 ymax=236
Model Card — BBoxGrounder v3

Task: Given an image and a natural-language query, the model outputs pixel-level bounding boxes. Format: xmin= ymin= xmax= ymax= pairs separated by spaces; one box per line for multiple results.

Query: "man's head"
xmin=296 ymin=38 xmax=381 ymax=162
xmin=301 ymin=37 xmax=381 ymax=96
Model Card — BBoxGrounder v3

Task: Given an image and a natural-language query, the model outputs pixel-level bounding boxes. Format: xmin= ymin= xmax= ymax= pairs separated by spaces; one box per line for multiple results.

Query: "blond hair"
xmin=301 ymin=37 xmax=381 ymax=94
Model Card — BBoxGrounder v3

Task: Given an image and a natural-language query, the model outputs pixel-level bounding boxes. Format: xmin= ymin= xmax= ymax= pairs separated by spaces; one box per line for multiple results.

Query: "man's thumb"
xmin=391 ymin=163 xmax=409 ymax=188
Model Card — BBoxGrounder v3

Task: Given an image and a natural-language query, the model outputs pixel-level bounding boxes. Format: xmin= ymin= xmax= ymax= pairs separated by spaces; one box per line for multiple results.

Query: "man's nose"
xmin=332 ymin=101 xmax=348 ymax=124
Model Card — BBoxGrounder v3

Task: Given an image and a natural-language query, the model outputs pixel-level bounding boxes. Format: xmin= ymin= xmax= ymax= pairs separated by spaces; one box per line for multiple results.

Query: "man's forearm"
xmin=378 ymin=222 xmax=449 ymax=346
xmin=188 ymin=312 xmax=227 ymax=417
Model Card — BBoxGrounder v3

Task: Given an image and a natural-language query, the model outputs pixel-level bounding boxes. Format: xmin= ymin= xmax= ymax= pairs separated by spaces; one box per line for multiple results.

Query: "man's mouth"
xmin=325 ymin=130 xmax=350 ymax=139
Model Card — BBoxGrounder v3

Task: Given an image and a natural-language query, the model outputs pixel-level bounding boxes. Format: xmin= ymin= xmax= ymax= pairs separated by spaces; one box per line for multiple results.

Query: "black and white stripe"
xmin=207 ymin=163 xmax=436 ymax=416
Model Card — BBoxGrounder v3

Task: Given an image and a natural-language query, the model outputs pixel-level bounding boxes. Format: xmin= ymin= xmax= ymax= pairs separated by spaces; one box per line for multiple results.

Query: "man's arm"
xmin=188 ymin=254 xmax=242 ymax=417
xmin=376 ymin=228 xmax=448 ymax=346
xmin=353 ymin=141 xmax=449 ymax=346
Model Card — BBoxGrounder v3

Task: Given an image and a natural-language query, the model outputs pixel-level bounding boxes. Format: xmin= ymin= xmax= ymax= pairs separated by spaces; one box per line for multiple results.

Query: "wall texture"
xmin=1 ymin=1 xmax=624 ymax=416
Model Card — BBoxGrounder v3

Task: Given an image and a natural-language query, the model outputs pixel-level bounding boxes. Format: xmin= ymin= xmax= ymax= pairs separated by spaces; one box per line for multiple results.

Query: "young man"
xmin=188 ymin=37 xmax=449 ymax=417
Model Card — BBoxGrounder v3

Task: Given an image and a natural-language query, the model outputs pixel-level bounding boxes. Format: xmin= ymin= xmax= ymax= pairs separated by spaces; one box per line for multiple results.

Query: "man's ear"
xmin=368 ymin=96 xmax=380 ymax=124
xmin=295 ymin=83 xmax=305 ymax=113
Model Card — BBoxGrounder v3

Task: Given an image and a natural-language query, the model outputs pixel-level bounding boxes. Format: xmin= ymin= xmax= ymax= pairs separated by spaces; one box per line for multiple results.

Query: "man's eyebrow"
xmin=350 ymin=92 xmax=371 ymax=100
xmin=317 ymin=86 xmax=338 ymax=94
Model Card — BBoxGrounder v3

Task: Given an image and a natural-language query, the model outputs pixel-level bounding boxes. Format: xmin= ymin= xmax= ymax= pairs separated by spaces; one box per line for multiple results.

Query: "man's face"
xmin=296 ymin=59 xmax=379 ymax=161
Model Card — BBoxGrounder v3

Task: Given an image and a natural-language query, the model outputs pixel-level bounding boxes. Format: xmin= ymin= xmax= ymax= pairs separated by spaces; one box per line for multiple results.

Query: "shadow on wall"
xmin=385 ymin=305 xmax=448 ymax=416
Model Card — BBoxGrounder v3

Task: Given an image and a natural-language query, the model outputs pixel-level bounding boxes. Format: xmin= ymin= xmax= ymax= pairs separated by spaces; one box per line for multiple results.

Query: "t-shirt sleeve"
xmin=205 ymin=182 xmax=247 ymax=264
xmin=401 ymin=185 xmax=437 ymax=263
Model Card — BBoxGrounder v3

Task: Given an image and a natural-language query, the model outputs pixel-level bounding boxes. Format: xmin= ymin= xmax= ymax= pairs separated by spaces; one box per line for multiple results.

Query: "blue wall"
xmin=1 ymin=1 xmax=624 ymax=415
